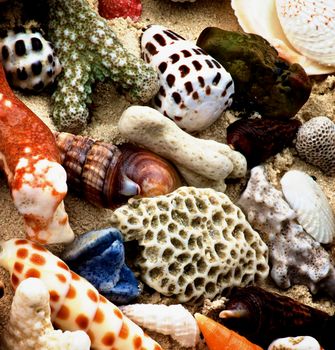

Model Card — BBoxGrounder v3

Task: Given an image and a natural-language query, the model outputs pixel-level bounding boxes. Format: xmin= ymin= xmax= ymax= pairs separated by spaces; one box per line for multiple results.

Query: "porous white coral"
xmin=296 ymin=116 xmax=335 ymax=175
xmin=238 ymin=166 xmax=335 ymax=297
xmin=118 ymin=106 xmax=247 ymax=192
xmin=2 ymin=278 xmax=91 ymax=350
xmin=111 ymin=186 xmax=269 ymax=302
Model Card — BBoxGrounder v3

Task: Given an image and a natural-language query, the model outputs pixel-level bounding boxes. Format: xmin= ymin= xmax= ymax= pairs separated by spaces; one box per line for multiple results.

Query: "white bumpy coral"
xmin=2 ymin=278 xmax=91 ymax=350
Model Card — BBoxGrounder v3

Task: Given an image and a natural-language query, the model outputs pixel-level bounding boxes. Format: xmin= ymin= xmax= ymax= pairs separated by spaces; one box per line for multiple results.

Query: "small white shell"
xmin=268 ymin=336 xmax=322 ymax=350
xmin=276 ymin=0 xmax=335 ymax=67
xmin=231 ymin=0 xmax=335 ymax=75
xmin=120 ymin=304 xmax=200 ymax=348
xmin=280 ymin=170 xmax=335 ymax=244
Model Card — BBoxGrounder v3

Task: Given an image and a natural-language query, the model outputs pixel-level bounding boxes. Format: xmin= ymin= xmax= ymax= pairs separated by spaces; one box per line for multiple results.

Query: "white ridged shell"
xmin=280 ymin=170 xmax=335 ymax=244
xmin=231 ymin=0 xmax=335 ymax=75
xmin=120 ymin=304 xmax=200 ymax=348
xmin=141 ymin=25 xmax=234 ymax=133
xmin=276 ymin=0 xmax=335 ymax=66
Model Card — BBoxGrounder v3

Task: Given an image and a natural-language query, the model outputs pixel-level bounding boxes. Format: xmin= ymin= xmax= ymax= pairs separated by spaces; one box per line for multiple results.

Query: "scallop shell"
xmin=231 ymin=0 xmax=335 ymax=75
xmin=280 ymin=170 xmax=335 ymax=244
xmin=120 ymin=304 xmax=200 ymax=348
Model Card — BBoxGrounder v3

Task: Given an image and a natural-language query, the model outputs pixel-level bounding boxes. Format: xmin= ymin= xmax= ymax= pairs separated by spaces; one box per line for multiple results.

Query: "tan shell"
xmin=231 ymin=0 xmax=335 ymax=75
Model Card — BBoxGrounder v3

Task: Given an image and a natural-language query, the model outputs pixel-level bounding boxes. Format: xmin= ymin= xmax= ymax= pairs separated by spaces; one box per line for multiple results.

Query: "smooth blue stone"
xmin=62 ymin=227 xmax=140 ymax=304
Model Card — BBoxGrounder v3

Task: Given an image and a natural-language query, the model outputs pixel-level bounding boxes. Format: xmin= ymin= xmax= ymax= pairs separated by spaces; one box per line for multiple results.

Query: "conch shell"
xmin=231 ymin=0 xmax=335 ymax=75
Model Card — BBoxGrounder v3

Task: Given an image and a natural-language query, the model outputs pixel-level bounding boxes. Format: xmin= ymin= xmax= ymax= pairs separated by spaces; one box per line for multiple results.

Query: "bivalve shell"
xmin=120 ymin=304 xmax=200 ymax=348
xmin=276 ymin=0 xmax=335 ymax=67
xmin=280 ymin=170 xmax=335 ymax=244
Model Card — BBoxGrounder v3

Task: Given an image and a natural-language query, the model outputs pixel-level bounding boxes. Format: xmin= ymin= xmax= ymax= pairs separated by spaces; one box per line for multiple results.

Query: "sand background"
xmin=0 ymin=0 xmax=334 ymax=349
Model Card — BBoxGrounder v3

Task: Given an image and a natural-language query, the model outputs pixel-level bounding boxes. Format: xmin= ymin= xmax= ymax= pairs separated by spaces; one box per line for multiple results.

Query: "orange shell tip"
xmin=195 ymin=313 xmax=263 ymax=350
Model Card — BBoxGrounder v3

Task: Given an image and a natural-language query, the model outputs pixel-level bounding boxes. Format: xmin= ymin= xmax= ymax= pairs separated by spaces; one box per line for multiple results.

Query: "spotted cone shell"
xmin=276 ymin=0 xmax=335 ymax=66
xmin=141 ymin=25 xmax=234 ymax=133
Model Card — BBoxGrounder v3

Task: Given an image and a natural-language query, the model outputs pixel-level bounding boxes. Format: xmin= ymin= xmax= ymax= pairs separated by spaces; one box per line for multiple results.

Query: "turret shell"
xmin=120 ymin=304 xmax=200 ymax=348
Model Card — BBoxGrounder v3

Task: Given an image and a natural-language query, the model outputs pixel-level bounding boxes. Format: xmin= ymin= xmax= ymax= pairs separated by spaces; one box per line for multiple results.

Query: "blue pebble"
xmin=62 ymin=227 xmax=140 ymax=304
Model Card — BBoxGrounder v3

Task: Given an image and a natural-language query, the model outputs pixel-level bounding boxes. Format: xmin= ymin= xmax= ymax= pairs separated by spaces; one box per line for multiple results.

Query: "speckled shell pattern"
xmin=219 ymin=286 xmax=334 ymax=349
xmin=141 ymin=25 xmax=234 ymax=133
xmin=0 ymin=27 xmax=61 ymax=91
xmin=0 ymin=239 xmax=163 ymax=350
xmin=276 ymin=0 xmax=335 ymax=66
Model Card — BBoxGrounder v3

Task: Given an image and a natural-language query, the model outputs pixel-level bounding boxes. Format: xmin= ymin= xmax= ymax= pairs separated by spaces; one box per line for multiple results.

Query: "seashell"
xmin=0 ymin=26 xmax=62 ymax=91
xmin=276 ymin=0 xmax=335 ymax=67
xmin=62 ymin=228 xmax=140 ymax=304
xmin=0 ymin=238 xmax=163 ymax=350
xmin=120 ymin=304 xmax=200 ymax=348
xmin=54 ymin=132 xmax=181 ymax=208
xmin=98 ymin=0 xmax=142 ymax=21
xmin=231 ymin=0 xmax=335 ymax=75
xmin=295 ymin=117 xmax=335 ymax=176
xmin=268 ymin=336 xmax=323 ymax=350
xmin=195 ymin=313 xmax=262 ymax=350
xmin=227 ymin=118 xmax=301 ymax=167
xmin=280 ymin=170 xmax=335 ymax=244
xmin=218 ymin=286 xmax=334 ymax=349
xmin=197 ymin=27 xmax=312 ymax=119
xmin=141 ymin=25 xmax=234 ymax=133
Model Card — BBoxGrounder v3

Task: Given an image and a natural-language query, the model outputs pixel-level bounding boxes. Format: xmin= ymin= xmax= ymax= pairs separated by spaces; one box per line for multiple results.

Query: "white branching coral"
xmin=2 ymin=278 xmax=91 ymax=350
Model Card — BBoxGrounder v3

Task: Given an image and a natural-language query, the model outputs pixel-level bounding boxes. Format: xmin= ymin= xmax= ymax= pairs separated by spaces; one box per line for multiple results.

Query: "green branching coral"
xmin=48 ymin=0 xmax=159 ymax=132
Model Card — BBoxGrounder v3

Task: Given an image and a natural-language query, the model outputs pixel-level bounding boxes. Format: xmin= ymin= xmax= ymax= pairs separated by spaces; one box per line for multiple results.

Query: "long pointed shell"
xmin=276 ymin=0 xmax=335 ymax=67
xmin=280 ymin=170 xmax=335 ymax=244
xmin=231 ymin=0 xmax=335 ymax=75
xmin=120 ymin=304 xmax=200 ymax=348
xmin=0 ymin=239 xmax=163 ymax=350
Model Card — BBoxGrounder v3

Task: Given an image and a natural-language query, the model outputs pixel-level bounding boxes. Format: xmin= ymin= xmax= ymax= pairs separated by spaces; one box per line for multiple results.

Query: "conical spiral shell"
xmin=0 ymin=239 xmax=163 ymax=350
xmin=120 ymin=303 xmax=200 ymax=348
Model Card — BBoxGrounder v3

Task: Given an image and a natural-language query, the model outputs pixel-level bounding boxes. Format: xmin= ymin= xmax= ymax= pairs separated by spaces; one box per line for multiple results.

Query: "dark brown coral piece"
xmin=227 ymin=118 xmax=301 ymax=167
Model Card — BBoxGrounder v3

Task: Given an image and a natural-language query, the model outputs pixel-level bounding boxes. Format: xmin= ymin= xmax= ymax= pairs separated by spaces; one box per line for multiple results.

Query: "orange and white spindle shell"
xmin=0 ymin=64 xmax=73 ymax=244
xmin=0 ymin=238 xmax=163 ymax=350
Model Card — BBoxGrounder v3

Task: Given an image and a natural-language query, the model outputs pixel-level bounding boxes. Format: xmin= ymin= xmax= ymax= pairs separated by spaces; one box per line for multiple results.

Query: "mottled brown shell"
xmin=216 ymin=286 xmax=334 ymax=349
xmin=227 ymin=118 xmax=301 ymax=167
xmin=55 ymin=132 xmax=181 ymax=208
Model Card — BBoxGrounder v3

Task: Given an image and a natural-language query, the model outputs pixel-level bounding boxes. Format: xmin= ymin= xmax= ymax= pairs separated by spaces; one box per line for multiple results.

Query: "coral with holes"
xmin=110 ymin=186 xmax=269 ymax=303
xmin=238 ymin=166 xmax=335 ymax=299
xmin=296 ymin=116 xmax=335 ymax=175
xmin=141 ymin=25 xmax=234 ymax=133
xmin=0 ymin=26 xmax=62 ymax=91
xmin=47 ymin=0 xmax=159 ymax=132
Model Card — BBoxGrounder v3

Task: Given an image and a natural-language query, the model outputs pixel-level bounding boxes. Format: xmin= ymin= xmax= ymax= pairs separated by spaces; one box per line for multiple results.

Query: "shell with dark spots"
xmin=227 ymin=118 xmax=301 ymax=167
xmin=217 ymin=286 xmax=335 ymax=349
xmin=54 ymin=132 xmax=181 ymax=208
xmin=197 ymin=27 xmax=312 ymax=119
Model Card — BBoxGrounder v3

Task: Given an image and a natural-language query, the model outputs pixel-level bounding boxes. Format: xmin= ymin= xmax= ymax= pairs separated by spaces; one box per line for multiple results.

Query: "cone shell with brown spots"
xmin=0 ymin=239 xmax=163 ymax=350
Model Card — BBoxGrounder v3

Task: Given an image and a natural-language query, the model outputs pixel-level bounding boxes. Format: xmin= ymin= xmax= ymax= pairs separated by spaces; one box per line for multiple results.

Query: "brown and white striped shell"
xmin=141 ymin=25 xmax=234 ymax=133
xmin=54 ymin=132 xmax=181 ymax=208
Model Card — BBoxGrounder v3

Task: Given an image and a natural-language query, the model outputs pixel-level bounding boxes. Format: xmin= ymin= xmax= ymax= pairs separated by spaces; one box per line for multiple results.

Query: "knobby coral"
xmin=47 ymin=0 xmax=159 ymax=132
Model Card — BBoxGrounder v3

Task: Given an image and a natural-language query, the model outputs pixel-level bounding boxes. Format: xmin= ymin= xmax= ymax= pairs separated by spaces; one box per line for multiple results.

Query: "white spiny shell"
xmin=280 ymin=170 xmax=335 ymax=244
xmin=276 ymin=0 xmax=335 ymax=67
xmin=141 ymin=25 xmax=234 ymax=133
xmin=231 ymin=0 xmax=335 ymax=75
xmin=120 ymin=304 xmax=200 ymax=348
xmin=268 ymin=336 xmax=322 ymax=350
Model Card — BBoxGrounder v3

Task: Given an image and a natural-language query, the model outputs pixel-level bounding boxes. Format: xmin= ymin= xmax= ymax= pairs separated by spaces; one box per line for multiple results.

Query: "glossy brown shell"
xmin=55 ymin=132 xmax=181 ymax=208
xmin=216 ymin=286 xmax=334 ymax=349
xmin=227 ymin=118 xmax=301 ymax=167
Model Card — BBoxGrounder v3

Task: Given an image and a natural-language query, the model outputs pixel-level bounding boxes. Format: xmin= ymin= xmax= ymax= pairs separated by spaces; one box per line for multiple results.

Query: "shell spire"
xmin=0 ymin=239 xmax=163 ymax=350
xmin=55 ymin=132 xmax=181 ymax=208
